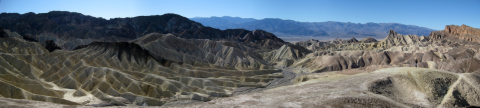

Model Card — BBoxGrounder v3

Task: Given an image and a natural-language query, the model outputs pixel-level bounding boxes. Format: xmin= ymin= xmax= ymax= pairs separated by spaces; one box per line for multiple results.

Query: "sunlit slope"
xmin=0 ymin=35 xmax=283 ymax=106
xmin=177 ymin=67 xmax=480 ymax=107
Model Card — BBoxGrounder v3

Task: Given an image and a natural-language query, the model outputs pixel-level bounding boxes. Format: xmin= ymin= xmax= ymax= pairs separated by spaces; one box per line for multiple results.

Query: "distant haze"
xmin=191 ymin=16 xmax=435 ymax=42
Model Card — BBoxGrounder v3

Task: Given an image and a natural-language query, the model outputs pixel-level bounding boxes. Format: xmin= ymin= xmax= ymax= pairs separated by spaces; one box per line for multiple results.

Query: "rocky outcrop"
xmin=359 ymin=37 xmax=378 ymax=43
xmin=178 ymin=67 xmax=480 ymax=107
xmin=309 ymin=30 xmax=430 ymax=51
xmin=294 ymin=45 xmax=480 ymax=74
xmin=291 ymin=28 xmax=480 ymax=73
xmin=331 ymin=37 xmax=358 ymax=44
xmin=294 ymin=37 xmax=360 ymax=51
xmin=294 ymin=39 xmax=332 ymax=51
xmin=262 ymin=44 xmax=311 ymax=67
xmin=377 ymin=30 xmax=429 ymax=49
xmin=430 ymin=24 xmax=480 ymax=43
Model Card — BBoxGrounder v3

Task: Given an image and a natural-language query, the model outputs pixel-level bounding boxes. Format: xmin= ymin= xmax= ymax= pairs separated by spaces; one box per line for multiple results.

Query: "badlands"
xmin=0 ymin=12 xmax=480 ymax=107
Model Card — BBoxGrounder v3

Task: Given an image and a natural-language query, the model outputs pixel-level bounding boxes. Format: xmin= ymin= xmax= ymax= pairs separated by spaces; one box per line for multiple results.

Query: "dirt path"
xmin=232 ymin=67 xmax=299 ymax=95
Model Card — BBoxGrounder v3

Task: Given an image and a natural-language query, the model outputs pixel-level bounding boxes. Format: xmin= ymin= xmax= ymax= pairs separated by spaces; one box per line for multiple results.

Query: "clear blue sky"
xmin=1 ymin=0 xmax=479 ymax=30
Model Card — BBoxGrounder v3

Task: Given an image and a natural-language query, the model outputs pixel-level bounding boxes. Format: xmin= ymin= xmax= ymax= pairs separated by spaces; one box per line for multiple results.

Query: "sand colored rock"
xmin=294 ymin=39 xmax=333 ymax=51
xmin=132 ymin=33 xmax=274 ymax=70
xmin=0 ymin=32 xmax=283 ymax=106
xmin=262 ymin=44 xmax=311 ymax=67
xmin=359 ymin=37 xmax=378 ymax=43
xmin=171 ymin=67 xmax=480 ymax=107
xmin=377 ymin=30 xmax=430 ymax=49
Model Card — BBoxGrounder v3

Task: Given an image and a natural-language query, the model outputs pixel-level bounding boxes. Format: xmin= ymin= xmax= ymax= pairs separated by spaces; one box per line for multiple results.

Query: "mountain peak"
xmin=388 ymin=29 xmax=398 ymax=36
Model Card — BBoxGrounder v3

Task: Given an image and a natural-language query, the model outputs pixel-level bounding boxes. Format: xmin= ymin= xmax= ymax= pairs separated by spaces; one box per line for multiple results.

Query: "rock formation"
xmin=262 ymin=44 xmax=311 ymax=67
xmin=294 ymin=37 xmax=360 ymax=51
xmin=430 ymin=24 xmax=480 ymax=43
xmin=291 ymin=29 xmax=480 ymax=74
xmin=293 ymin=39 xmax=333 ymax=51
xmin=377 ymin=30 xmax=430 ymax=49
xmin=359 ymin=37 xmax=378 ymax=43
xmin=0 ymin=30 xmax=283 ymax=106
xmin=331 ymin=37 xmax=358 ymax=44
xmin=175 ymin=68 xmax=480 ymax=107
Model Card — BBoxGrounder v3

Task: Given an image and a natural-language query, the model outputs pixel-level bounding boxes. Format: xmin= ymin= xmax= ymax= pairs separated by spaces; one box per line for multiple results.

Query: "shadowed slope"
xmin=0 ymin=11 xmax=287 ymax=50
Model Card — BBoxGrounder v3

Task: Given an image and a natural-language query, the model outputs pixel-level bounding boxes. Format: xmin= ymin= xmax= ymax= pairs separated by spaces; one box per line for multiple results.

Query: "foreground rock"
xmin=170 ymin=67 xmax=480 ymax=108
xmin=2 ymin=67 xmax=479 ymax=107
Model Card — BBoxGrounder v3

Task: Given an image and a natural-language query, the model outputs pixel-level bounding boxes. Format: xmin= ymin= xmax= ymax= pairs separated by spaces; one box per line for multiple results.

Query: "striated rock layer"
xmin=176 ymin=67 xmax=480 ymax=107
xmin=0 ymin=32 xmax=283 ymax=106
xmin=290 ymin=29 xmax=480 ymax=74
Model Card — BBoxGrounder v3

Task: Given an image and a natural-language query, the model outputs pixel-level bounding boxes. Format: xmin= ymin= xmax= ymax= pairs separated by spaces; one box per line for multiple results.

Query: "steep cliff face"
xmin=430 ymin=24 xmax=480 ymax=42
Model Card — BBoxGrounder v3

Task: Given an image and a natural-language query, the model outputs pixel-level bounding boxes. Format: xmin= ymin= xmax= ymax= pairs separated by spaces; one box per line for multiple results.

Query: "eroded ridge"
xmin=0 ymin=34 xmax=283 ymax=106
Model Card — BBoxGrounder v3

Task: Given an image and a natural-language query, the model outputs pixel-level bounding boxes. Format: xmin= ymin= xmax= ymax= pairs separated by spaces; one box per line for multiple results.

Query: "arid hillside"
xmin=1 ymin=12 xmax=480 ymax=107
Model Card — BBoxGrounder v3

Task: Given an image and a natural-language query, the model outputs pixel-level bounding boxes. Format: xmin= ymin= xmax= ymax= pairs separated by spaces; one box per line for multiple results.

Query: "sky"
xmin=0 ymin=0 xmax=479 ymax=30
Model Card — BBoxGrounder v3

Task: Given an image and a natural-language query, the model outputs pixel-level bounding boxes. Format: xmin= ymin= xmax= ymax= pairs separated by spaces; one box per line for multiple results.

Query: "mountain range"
xmin=190 ymin=16 xmax=436 ymax=40
xmin=0 ymin=11 xmax=286 ymax=50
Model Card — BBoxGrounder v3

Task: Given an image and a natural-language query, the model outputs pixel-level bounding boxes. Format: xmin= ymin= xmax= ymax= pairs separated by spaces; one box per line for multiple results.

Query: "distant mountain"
xmin=191 ymin=16 xmax=256 ymax=29
xmin=0 ymin=11 xmax=286 ymax=50
xmin=190 ymin=16 xmax=436 ymax=39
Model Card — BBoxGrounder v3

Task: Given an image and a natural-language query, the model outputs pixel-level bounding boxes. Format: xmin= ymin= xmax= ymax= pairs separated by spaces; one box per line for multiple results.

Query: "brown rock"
xmin=430 ymin=24 xmax=480 ymax=42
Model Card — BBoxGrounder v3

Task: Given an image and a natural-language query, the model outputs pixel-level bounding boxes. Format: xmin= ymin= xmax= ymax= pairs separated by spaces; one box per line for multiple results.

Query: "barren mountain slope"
xmin=0 ymin=31 xmax=284 ymax=106
xmin=291 ymin=29 xmax=480 ymax=74
xmin=174 ymin=67 xmax=480 ymax=107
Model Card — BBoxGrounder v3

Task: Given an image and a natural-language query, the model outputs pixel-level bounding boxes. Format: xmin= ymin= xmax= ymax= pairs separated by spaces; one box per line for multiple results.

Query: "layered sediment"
xmin=1 ymin=12 xmax=480 ymax=108
xmin=0 ymin=31 xmax=283 ymax=106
